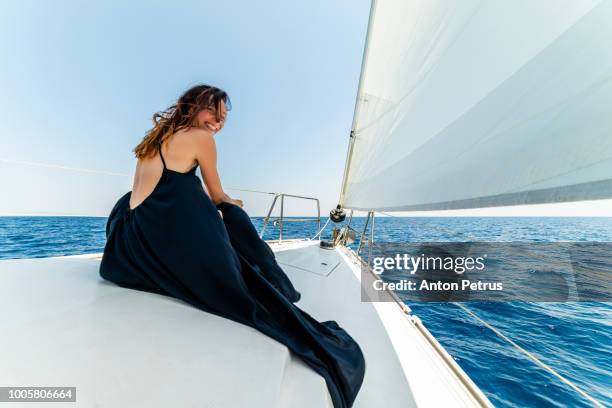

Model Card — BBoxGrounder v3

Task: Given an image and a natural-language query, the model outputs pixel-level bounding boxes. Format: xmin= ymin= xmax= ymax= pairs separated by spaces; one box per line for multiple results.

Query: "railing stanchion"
xmin=279 ymin=194 xmax=284 ymax=242
xmin=260 ymin=194 xmax=280 ymax=238
xmin=357 ymin=211 xmax=373 ymax=256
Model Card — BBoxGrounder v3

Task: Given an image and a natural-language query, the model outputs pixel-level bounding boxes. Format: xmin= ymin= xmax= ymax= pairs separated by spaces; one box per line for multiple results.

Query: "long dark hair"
xmin=133 ymin=84 xmax=232 ymax=159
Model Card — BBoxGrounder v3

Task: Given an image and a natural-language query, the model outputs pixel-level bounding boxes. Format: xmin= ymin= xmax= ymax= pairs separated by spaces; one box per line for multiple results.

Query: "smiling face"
xmin=196 ymin=100 xmax=228 ymax=133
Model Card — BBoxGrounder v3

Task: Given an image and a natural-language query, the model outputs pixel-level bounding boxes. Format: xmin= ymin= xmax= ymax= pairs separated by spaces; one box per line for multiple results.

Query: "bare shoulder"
xmin=179 ymin=128 xmax=215 ymax=167
xmin=178 ymin=127 xmax=214 ymax=147
xmin=171 ymin=127 xmax=214 ymax=157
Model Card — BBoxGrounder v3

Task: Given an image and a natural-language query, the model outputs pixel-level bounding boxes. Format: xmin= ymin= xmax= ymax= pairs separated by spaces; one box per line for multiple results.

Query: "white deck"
xmin=0 ymin=240 xmax=491 ymax=407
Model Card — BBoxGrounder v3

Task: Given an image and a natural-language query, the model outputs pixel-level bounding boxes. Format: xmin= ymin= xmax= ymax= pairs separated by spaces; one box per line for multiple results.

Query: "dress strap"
xmin=158 ymin=142 xmax=167 ymax=169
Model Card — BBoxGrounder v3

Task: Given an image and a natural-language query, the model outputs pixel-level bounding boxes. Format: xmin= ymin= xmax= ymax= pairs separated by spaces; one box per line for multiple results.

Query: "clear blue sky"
xmin=2 ymin=1 xmax=610 ymax=217
xmin=0 ymin=0 xmax=370 ymax=216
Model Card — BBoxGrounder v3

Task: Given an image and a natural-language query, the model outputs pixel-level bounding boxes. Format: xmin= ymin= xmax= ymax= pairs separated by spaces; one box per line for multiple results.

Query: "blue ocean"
xmin=1 ymin=216 xmax=610 ymax=407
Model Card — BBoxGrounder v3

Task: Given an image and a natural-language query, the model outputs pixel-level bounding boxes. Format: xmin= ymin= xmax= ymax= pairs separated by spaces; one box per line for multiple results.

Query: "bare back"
xmin=129 ymin=129 xmax=200 ymax=211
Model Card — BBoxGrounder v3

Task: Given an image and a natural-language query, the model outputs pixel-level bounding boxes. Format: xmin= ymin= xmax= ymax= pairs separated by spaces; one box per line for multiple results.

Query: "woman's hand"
xmin=232 ymin=198 xmax=244 ymax=208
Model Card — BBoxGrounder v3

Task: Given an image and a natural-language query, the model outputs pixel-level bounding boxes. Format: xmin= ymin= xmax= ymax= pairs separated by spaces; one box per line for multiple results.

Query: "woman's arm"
xmin=194 ymin=129 xmax=240 ymax=206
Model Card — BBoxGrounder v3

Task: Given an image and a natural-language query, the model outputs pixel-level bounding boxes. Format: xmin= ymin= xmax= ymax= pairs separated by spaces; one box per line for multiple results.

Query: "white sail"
xmin=340 ymin=0 xmax=612 ymax=211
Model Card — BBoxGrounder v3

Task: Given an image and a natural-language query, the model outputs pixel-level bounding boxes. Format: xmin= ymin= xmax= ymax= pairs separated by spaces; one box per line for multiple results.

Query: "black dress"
xmin=99 ymin=145 xmax=365 ymax=407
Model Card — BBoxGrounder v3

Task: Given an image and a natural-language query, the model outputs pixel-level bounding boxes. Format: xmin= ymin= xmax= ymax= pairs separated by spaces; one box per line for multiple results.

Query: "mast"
xmin=338 ymin=0 xmax=377 ymax=208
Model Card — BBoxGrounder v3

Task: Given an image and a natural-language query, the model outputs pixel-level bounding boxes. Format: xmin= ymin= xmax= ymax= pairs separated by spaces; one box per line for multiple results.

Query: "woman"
xmin=99 ymin=84 xmax=365 ymax=407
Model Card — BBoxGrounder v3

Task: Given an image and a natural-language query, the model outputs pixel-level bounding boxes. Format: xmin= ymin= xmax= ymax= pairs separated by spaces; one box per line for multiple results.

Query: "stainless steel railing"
xmin=259 ymin=193 xmax=320 ymax=241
